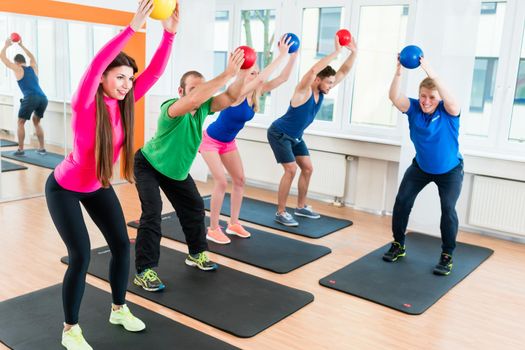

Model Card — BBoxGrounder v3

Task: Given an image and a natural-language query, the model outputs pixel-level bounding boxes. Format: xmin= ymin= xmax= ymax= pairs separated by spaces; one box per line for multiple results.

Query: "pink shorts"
xmin=199 ymin=130 xmax=238 ymax=154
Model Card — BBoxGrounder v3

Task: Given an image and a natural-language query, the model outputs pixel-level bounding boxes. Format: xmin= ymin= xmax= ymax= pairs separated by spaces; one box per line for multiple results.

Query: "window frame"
xmin=462 ymin=0 xmax=525 ymax=158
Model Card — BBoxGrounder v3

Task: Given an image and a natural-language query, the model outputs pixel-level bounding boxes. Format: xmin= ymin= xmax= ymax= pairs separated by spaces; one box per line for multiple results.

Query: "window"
xmin=350 ymin=5 xmax=408 ymax=127
xmin=300 ymin=7 xmax=344 ymax=122
xmin=67 ymin=23 xmax=89 ymax=97
xmin=464 ymin=1 xmax=506 ymax=138
xmin=317 ymin=8 xmax=342 ymax=57
xmin=509 ymin=45 xmax=525 ymax=142
xmin=0 ymin=14 xmax=9 ymax=92
xmin=469 ymin=57 xmax=498 ymax=113
xmin=481 ymin=2 xmax=498 ymax=14
xmin=93 ymin=25 xmax=118 ymax=54
xmin=213 ymin=10 xmax=230 ymax=77
xmin=36 ymin=19 xmax=56 ymax=98
xmin=240 ymin=9 xmax=276 ymax=114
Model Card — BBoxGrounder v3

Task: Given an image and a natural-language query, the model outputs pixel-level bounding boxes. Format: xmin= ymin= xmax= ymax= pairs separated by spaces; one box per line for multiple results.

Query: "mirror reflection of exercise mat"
xmin=2 ymin=149 xmax=64 ymax=169
xmin=0 ymin=139 xmax=18 ymax=147
xmin=0 ymin=284 xmax=239 ymax=350
xmin=1 ymin=160 xmax=27 ymax=172
xmin=319 ymin=232 xmax=493 ymax=314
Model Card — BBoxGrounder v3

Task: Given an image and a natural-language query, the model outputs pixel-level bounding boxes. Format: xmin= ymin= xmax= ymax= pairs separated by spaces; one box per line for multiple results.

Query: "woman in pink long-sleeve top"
xmin=44 ymin=2 xmax=179 ymax=349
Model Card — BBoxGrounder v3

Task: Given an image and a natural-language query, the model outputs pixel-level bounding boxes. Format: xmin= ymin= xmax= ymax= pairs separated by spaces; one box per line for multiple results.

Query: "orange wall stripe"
xmin=1 ymin=0 xmax=133 ymax=27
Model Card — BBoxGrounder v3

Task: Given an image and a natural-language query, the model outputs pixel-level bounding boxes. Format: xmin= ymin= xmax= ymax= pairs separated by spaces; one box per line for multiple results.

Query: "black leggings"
xmin=45 ymin=173 xmax=130 ymax=325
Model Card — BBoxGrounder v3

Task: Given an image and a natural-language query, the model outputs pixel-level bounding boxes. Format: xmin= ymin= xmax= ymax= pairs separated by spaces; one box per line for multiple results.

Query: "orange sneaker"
xmin=226 ymin=223 xmax=251 ymax=238
xmin=206 ymin=227 xmax=231 ymax=244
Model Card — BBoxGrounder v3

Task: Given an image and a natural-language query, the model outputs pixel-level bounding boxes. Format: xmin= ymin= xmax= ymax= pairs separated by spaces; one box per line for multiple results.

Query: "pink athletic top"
xmin=54 ymin=26 xmax=174 ymax=193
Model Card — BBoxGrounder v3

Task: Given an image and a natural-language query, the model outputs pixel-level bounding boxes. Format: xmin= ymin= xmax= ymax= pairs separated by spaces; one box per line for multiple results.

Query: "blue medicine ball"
xmin=399 ymin=45 xmax=424 ymax=69
xmin=284 ymin=33 xmax=300 ymax=53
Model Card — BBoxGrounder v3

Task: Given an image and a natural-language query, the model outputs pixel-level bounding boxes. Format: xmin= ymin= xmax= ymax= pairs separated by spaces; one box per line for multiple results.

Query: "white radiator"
xmin=237 ymin=139 xmax=348 ymax=198
xmin=468 ymin=175 xmax=525 ymax=236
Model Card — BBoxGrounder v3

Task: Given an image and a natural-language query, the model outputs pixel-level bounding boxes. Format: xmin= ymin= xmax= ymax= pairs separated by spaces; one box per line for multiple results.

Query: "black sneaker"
xmin=37 ymin=148 xmax=47 ymax=155
xmin=433 ymin=253 xmax=453 ymax=276
xmin=133 ymin=268 xmax=165 ymax=291
xmin=13 ymin=149 xmax=25 ymax=156
xmin=382 ymin=242 xmax=406 ymax=262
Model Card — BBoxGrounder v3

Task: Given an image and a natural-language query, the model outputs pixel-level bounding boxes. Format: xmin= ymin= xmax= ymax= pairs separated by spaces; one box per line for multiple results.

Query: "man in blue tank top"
xmin=383 ymin=56 xmax=463 ymax=276
xmin=267 ymin=36 xmax=358 ymax=227
xmin=1 ymin=37 xmax=48 ymax=156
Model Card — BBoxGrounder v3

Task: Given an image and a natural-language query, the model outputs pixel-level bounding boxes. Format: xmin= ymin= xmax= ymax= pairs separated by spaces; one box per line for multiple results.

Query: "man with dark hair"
xmin=1 ymin=38 xmax=48 ymax=155
xmin=133 ymin=49 xmax=248 ymax=292
xmin=267 ymin=35 xmax=358 ymax=226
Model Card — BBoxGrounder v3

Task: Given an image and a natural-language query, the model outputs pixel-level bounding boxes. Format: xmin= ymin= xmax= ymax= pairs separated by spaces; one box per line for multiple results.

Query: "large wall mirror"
xmin=0 ymin=10 xmax=128 ymax=201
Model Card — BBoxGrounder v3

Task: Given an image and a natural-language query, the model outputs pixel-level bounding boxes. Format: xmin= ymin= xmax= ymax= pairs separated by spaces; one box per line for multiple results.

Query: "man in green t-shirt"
xmin=133 ymin=49 xmax=246 ymax=292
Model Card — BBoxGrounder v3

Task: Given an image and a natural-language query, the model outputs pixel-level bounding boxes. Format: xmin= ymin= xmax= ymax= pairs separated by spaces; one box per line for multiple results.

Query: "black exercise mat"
xmin=1 ymin=160 xmax=27 ymax=172
xmin=0 ymin=284 xmax=238 ymax=350
xmin=2 ymin=149 xmax=63 ymax=169
xmin=127 ymin=214 xmax=331 ymax=273
xmin=202 ymin=194 xmax=352 ymax=238
xmin=0 ymin=139 xmax=18 ymax=147
xmin=319 ymin=232 xmax=493 ymax=315
xmin=61 ymin=244 xmax=314 ymax=337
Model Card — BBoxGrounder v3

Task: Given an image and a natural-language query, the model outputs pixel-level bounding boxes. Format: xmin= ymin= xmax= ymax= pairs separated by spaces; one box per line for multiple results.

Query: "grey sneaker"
xmin=294 ymin=205 xmax=321 ymax=219
xmin=13 ymin=149 xmax=25 ymax=156
xmin=37 ymin=148 xmax=47 ymax=155
xmin=275 ymin=211 xmax=299 ymax=226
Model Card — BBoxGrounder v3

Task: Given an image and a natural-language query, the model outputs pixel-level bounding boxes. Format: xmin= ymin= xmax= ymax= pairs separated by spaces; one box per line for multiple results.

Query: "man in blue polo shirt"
xmin=383 ymin=56 xmax=463 ymax=276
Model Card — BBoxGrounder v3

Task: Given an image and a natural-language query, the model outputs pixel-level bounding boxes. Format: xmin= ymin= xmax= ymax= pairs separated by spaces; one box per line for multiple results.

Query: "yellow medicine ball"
xmin=150 ymin=0 xmax=177 ymax=20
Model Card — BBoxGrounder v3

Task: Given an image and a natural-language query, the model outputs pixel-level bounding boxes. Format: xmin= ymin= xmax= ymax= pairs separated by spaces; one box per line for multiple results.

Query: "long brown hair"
xmin=95 ymin=52 xmax=138 ymax=187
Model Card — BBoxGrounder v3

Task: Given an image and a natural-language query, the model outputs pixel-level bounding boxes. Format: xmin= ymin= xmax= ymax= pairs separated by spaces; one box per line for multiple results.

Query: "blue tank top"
xmin=206 ymin=98 xmax=255 ymax=142
xmin=272 ymin=92 xmax=324 ymax=139
xmin=17 ymin=66 xmax=46 ymax=98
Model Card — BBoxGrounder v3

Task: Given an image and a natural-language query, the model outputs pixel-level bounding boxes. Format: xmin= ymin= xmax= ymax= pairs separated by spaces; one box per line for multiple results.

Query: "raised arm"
xmin=239 ymin=35 xmax=293 ymax=96
xmin=72 ymin=0 xmax=152 ymax=110
xmin=133 ymin=3 xmax=179 ymax=101
xmin=18 ymin=40 xmax=37 ymax=73
xmin=167 ymin=49 xmax=245 ymax=117
xmin=211 ymin=69 xmax=249 ymax=112
xmin=419 ymin=57 xmax=460 ymax=116
xmin=0 ymin=39 xmax=17 ymax=71
xmin=295 ymin=36 xmax=342 ymax=95
xmin=333 ymin=39 xmax=358 ymax=86
xmin=261 ymin=51 xmax=298 ymax=94
xmin=389 ymin=56 xmax=410 ymax=113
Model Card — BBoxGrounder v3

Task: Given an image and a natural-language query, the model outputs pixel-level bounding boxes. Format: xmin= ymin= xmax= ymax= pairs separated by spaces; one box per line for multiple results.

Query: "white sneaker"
xmin=109 ymin=304 xmax=146 ymax=332
xmin=61 ymin=324 xmax=93 ymax=350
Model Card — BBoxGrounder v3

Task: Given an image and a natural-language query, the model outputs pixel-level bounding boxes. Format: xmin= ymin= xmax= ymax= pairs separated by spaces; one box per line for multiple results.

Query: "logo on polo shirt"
xmin=431 ymin=114 xmax=441 ymax=122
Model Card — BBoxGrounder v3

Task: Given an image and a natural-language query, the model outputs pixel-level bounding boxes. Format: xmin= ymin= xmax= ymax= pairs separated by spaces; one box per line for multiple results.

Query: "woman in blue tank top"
xmin=199 ymin=35 xmax=298 ymax=244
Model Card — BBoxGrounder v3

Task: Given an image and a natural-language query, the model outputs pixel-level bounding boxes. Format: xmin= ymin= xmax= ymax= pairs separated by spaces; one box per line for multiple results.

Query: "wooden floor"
xmin=1 ymin=181 xmax=524 ymax=349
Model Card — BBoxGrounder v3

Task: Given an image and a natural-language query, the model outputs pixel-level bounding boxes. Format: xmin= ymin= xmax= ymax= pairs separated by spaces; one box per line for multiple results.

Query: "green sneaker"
xmin=185 ymin=252 xmax=218 ymax=271
xmin=134 ymin=268 xmax=165 ymax=292
xmin=433 ymin=253 xmax=453 ymax=276
xmin=61 ymin=324 xmax=93 ymax=350
xmin=382 ymin=242 xmax=406 ymax=262
xmin=109 ymin=304 xmax=146 ymax=332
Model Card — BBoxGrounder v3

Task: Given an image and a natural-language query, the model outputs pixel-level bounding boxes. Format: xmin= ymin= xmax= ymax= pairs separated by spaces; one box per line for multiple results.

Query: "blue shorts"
xmin=19 ymin=94 xmax=48 ymax=120
xmin=267 ymin=124 xmax=309 ymax=164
